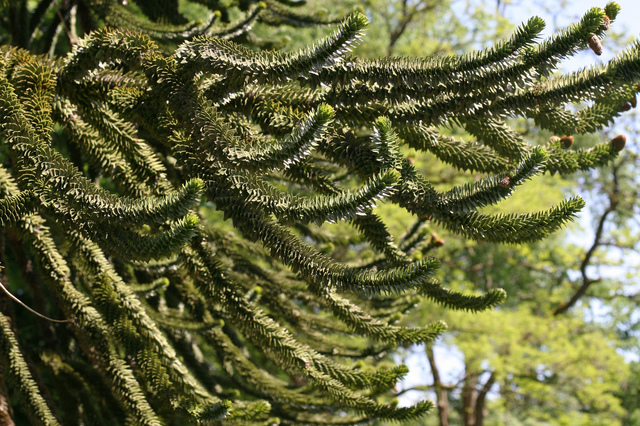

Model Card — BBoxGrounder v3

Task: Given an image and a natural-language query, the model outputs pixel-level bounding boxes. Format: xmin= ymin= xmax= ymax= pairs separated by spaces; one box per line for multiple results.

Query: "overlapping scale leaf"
xmin=0 ymin=4 xmax=638 ymax=425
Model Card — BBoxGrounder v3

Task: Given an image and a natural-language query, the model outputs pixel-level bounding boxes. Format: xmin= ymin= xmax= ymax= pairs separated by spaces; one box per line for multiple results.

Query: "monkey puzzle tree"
xmin=0 ymin=0 xmax=638 ymax=425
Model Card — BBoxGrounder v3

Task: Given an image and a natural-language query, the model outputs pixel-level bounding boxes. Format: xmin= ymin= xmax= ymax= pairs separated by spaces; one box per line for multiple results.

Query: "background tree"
xmin=390 ymin=2 xmax=640 ymax=424
xmin=260 ymin=0 xmax=518 ymax=58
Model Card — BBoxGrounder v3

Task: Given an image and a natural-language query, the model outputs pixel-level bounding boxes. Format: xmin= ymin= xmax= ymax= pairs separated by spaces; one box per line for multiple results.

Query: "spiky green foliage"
xmin=0 ymin=0 xmax=337 ymax=55
xmin=0 ymin=1 xmax=637 ymax=425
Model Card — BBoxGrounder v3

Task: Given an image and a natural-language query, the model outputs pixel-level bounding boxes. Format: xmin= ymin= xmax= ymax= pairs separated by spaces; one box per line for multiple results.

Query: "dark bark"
xmin=426 ymin=343 xmax=449 ymax=426
xmin=0 ymin=367 xmax=14 ymax=426
xmin=381 ymin=0 xmax=439 ymax=56
xmin=474 ymin=371 xmax=496 ymax=426
xmin=0 ymin=370 xmax=14 ymax=426
xmin=0 ymin=234 xmax=15 ymax=425
xmin=461 ymin=370 xmax=478 ymax=426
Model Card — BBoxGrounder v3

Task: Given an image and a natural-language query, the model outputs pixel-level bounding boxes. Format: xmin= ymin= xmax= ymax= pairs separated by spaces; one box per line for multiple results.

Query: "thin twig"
xmin=0 ymin=280 xmax=71 ymax=323
xmin=54 ymin=0 xmax=75 ymax=45
xmin=553 ymin=160 xmax=622 ymax=315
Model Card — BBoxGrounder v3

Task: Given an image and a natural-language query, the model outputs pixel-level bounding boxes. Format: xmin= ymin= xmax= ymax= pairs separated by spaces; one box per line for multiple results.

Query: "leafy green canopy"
xmin=0 ymin=1 xmax=637 ymax=425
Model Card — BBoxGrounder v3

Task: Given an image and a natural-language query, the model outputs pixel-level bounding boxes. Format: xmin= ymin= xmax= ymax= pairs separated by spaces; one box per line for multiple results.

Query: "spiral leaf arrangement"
xmin=0 ymin=1 xmax=636 ymax=424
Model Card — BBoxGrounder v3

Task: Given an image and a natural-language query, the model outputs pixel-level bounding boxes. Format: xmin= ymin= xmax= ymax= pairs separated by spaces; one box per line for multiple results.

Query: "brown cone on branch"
xmin=621 ymin=103 xmax=632 ymax=112
xmin=611 ymin=134 xmax=626 ymax=152
xmin=631 ymin=96 xmax=637 ymax=108
xmin=498 ymin=176 xmax=512 ymax=188
xmin=588 ymin=34 xmax=603 ymax=55
xmin=600 ymin=15 xmax=611 ymax=31
xmin=430 ymin=233 xmax=445 ymax=247
xmin=560 ymin=135 xmax=574 ymax=148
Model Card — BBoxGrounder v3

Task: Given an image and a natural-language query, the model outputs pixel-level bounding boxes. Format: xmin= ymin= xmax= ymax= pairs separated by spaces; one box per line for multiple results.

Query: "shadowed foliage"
xmin=0 ymin=0 xmax=637 ymax=424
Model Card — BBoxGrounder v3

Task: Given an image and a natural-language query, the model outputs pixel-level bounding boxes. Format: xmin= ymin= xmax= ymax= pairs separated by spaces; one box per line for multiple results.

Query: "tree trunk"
xmin=0 ymin=234 xmax=15 ymax=425
xmin=474 ymin=371 xmax=496 ymax=426
xmin=426 ymin=343 xmax=449 ymax=426
xmin=461 ymin=369 xmax=478 ymax=426
xmin=0 ymin=368 xmax=14 ymax=426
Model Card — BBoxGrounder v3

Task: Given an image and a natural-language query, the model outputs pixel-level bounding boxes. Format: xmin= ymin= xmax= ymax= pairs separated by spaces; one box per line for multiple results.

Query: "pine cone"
xmin=611 ymin=134 xmax=626 ymax=152
xmin=430 ymin=233 xmax=445 ymax=247
xmin=499 ymin=176 xmax=512 ymax=188
xmin=588 ymin=34 xmax=603 ymax=55
xmin=560 ymin=135 xmax=574 ymax=148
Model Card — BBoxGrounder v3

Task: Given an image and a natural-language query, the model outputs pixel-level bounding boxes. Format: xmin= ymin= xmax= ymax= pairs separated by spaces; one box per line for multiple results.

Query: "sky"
xmin=505 ymin=0 xmax=640 ymax=33
xmin=506 ymin=0 xmax=640 ymax=72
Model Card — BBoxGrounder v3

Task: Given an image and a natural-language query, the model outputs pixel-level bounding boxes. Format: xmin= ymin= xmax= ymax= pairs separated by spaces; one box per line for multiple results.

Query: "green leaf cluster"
xmin=0 ymin=1 xmax=637 ymax=425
